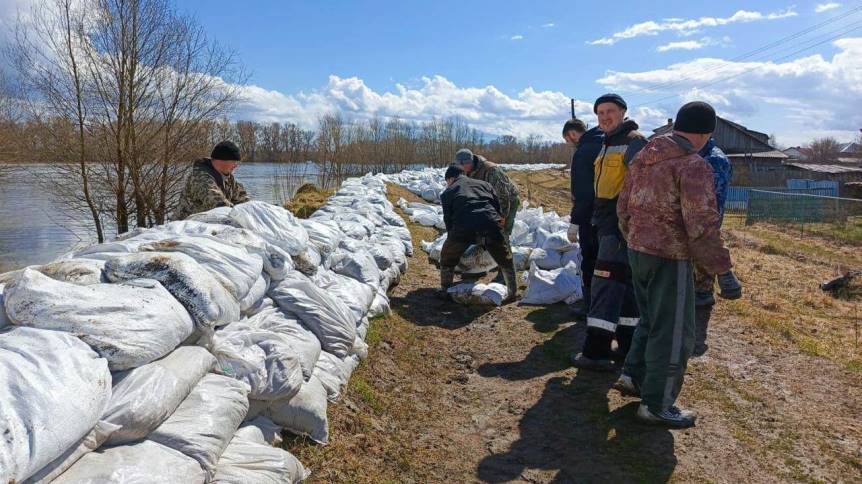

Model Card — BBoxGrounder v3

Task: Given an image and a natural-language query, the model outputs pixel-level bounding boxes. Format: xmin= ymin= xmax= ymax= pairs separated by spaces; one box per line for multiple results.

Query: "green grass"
xmin=349 ymin=376 xmax=386 ymax=415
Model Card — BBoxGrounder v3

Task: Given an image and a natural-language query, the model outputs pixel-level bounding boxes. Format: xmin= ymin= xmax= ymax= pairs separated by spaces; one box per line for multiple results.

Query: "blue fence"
xmin=726 ymin=179 xmax=839 ymax=213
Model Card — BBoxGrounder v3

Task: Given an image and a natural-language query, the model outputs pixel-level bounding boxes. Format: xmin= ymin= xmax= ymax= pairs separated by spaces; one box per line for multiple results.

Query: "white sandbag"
xmin=379 ymin=265 xmax=402 ymax=291
xmin=542 ymin=231 xmax=575 ymax=253
xmin=178 ymin=223 xmax=293 ymax=282
xmin=51 ymin=440 xmax=206 ymax=484
xmin=229 ymin=201 xmax=309 ymax=256
xmin=187 ymin=206 xmax=242 ymax=227
xmin=235 ymin=416 xmax=283 ymax=447
xmin=269 ymin=274 xmax=357 ymax=358
xmin=105 ymin=252 xmax=240 ymax=330
xmin=35 ymin=258 xmax=107 ymax=285
xmin=4 ymin=269 xmax=194 ymax=370
xmin=26 ymin=421 xmax=120 ymax=484
xmin=242 ymin=296 xmax=274 ymax=318
xmin=0 ymin=283 xmax=8 ymax=329
xmin=351 ymin=336 xmax=369 ymax=360
xmin=520 ymin=262 xmax=583 ymax=305
xmin=512 ymin=247 xmax=533 ymax=271
xmin=239 ymin=274 xmax=268 ymax=313
xmin=457 ymin=244 xmax=498 ymax=275
xmin=149 ymin=374 xmax=250 ymax=481
xmin=0 ymin=327 xmax=112 ymax=483
xmin=213 ymin=434 xmax=309 ymax=484
xmin=329 ymin=248 xmax=380 ymax=287
xmin=368 ymin=290 xmax=391 ymax=318
xmin=141 ymin=236 xmax=264 ymax=302
xmin=529 ymin=247 xmax=563 ymax=270
xmin=357 ymin=317 xmax=370 ymax=341
xmin=264 ymin=375 xmax=329 ymax=445
xmin=300 ymin=218 xmax=344 ymax=259
xmin=103 ymin=346 xmax=217 ymax=446
xmin=212 ymin=323 xmax=304 ymax=401
xmin=447 ymin=282 xmax=508 ymax=306
xmin=314 ymin=352 xmax=360 ymax=403
xmin=561 ymin=248 xmax=582 ymax=269
xmin=312 ymin=269 xmax=375 ymax=322
xmin=246 ymin=307 xmax=321 ymax=380
xmin=509 ymin=220 xmax=533 ymax=247
xmin=293 ymin=246 xmax=321 ymax=276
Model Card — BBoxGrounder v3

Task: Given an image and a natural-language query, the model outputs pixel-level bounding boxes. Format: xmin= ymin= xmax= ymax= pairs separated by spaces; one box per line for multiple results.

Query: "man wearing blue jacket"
xmin=693 ymin=137 xmax=733 ymax=356
xmin=563 ymin=118 xmax=604 ymax=319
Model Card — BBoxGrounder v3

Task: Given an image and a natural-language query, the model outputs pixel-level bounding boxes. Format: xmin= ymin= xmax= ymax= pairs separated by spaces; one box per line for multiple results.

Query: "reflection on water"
xmin=0 ymin=162 xmax=332 ymax=272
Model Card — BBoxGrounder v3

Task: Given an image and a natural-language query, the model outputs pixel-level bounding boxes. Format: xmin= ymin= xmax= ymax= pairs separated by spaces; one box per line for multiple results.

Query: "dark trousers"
xmin=440 ymin=231 xmax=514 ymax=273
xmin=624 ymin=250 xmax=695 ymax=412
xmin=578 ymin=224 xmax=598 ymax=307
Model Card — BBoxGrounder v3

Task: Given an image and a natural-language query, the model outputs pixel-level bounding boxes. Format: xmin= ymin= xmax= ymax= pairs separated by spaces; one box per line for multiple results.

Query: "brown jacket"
xmin=617 ymin=134 xmax=731 ymax=275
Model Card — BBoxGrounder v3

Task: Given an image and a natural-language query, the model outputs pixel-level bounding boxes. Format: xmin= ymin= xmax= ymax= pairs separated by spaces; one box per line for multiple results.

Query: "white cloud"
xmin=510 ymin=34 xmax=524 ymax=41
xmin=657 ymin=40 xmax=709 ymax=52
xmin=596 ymin=37 xmax=862 ymax=144
xmin=815 ymin=3 xmax=842 ymax=13
xmin=541 ymin=23 xmax=555 ymax=28
xmin=589 ymin=7 xmax=797 ymax=46
xmin=232 ymin=75 xmax=601 ymax=141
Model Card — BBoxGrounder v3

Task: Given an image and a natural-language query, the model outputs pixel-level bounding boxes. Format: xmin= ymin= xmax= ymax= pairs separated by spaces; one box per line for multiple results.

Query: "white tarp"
xmin=4 ymin=269 xmax=194 ymax=370
xmin=0 ymin=327 xmax=112 ymax=483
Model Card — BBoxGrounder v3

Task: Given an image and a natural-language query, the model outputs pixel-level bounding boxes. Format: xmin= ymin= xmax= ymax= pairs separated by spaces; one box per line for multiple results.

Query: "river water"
xmin=0 ymin=162 xmax=328 ymax=272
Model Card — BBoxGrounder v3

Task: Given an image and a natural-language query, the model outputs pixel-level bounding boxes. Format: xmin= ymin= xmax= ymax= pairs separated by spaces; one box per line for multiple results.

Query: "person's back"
xmin=440 ymin=176 xmax=502 ymax=240
xmin=570 ymin=126 xmax=604 ymax=226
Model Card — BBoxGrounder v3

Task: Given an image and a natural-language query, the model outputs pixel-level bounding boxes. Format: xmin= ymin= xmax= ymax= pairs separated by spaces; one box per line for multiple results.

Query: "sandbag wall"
xmin=383 ymin=165 xmax=584 ymax=306
xmin=0 ymin=173 xmax=410 ymax=484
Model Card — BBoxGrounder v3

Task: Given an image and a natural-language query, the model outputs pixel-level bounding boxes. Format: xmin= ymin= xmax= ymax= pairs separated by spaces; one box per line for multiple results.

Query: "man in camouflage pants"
xmin=174 ymin=140 xmax=250 ymax=220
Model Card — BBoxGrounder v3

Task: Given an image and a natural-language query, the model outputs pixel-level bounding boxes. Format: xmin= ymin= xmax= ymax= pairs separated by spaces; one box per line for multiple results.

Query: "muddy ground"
xmin=287 ymin=169 xmax=862 ymax=483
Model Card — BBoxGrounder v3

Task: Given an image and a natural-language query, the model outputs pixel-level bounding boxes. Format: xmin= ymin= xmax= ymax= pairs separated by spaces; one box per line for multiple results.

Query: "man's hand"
xmin=567 ymin=223 xmax=579 ymax=243
xmin=718 ymin=271 xmax=742 ymax=300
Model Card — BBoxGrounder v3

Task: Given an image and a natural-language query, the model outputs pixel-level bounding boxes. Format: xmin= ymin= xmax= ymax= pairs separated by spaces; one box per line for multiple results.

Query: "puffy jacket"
xmin=592 ymin=119 xmax=646 ymax=233
xmin=698 ymin=137 xmax=732 ymax=223
xmin=570 ymin=126 xmax=604 ymax=225
xmin=441 ymin=176 xmax=503 ymax=242
xmin=468 ymin=156 xmax=520 ymax=221
xmin=617 ymin=134 xmax=732 ymax=276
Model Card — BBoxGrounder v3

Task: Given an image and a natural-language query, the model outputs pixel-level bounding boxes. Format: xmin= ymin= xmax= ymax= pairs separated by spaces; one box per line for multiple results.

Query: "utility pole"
xmin=571 ymin=98 xmax=576 ymax=119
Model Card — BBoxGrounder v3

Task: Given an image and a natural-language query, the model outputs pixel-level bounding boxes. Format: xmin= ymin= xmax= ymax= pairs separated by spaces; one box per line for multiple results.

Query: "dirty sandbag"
xmin=315 ymin=352 xmax=361 ymax=403
xmin=368 ymin=290 xmax=391 ymax=318
xmin=300 ymin=218 xmax=344 ymax=259
xmin=235 ymin=416 xmax=283 ymax=447
xmin=141 ymin=235 xmax=264 ymax=302
xmin=0 ymin=259 xmax=107 ymax=287
xmin=312 ymin=269 xmax=375 ymax=322
xmin=264 ymin=374 xmax=329 ymax=445
xmin=329 ymin=248 xmax=381 ymax=287
xmin=520 ymin=262 xmax=583 ymax=305
xmin=239 ymin=274 xmax=269 ymax=313
xmin=512 ymin=247 xmax=533 ymax=271
xmin=457 ymin=244 xmax=498 ymax=275
xmin=213 ymin=434 xmax=310 ymax=484
xmin=149 ymin=374 xmax=250 ymax=481
xmin=269 ymin=273 xmax=358 ymax=358
xmin=0 ymin=327 xmax=112 ymax=484
xmin=447 ymin=282 xmax=508 ymax=306
xmin=102 ymin=346 xmax=216 ymax=446
xmin=0 ymin=283 xmax=8 ymax=329
xmin=293 ymin=246 xmax=321 ymax=276
xmin=50 ymin=440 xmax=206 ymax=484
xmin=105 ymin=252 xmax=240 ymax=330
xmin=212 ymin=322 xmax=304 ymax=401
xmin=229 ymin=201 xmax=309 ymax=256
xmin=246 ymin=307 xmax=321 ymax=381
xmin=4 ymin=269 xmax=194 ymax=370
xmin=25 ymin=420 xmax=120 ymax=484
xmin=350 ymin=336 xmax=369 ymax=360
xmin=179 ymin=223 xmax=294 ymax=282
xmin=187 ymin=206 xmax=242 ymax=227
xmin=529 ymin=247 xmax=563 ymax=270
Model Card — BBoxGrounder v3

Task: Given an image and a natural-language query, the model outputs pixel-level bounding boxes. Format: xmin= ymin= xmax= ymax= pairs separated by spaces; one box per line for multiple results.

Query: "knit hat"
xmin=454 ymin=148 xmax=475 ymax=166
xmin=211 ymin=140 xmax=241 ymax=161
xmin=593 ymin=93 xmax=627 ymax=114
xmin=673 ymin=102 xmax=716 ymax=134
xmin=562 ymin=118 xmax=587 ymax=135
xmin=445 ymin=164 xmax=464 ymax=180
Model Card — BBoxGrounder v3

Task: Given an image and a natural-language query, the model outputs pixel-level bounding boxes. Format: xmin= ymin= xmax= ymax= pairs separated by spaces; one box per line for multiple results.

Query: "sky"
xmin=2 ymin=0 xmax=862 ymax=146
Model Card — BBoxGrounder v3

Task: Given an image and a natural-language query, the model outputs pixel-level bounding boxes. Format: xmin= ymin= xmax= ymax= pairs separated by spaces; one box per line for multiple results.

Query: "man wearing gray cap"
xmin=453 ymin=149 xmax=520 ymax=237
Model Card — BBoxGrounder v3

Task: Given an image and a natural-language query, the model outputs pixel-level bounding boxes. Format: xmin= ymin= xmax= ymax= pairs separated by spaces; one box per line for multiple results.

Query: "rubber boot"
xmin=491 ymin=270 xmax=505 ymax=284
xmin=438 ymin=267 xmax=455 ymax=301
xmin=612 ymin=326 xmax=635 ymax=363
xmin=693 ymin=304 xmax=712 ymax=357
xmin=501 ymin=266 xmax=518 ymax=304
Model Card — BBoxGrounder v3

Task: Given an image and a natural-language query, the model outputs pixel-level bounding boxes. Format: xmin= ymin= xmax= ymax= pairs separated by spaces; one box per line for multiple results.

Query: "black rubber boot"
xmin=501 ymin=266 xmax=518 ymax=304
xmin=438 ymin=267 xmax=455 ymax=301
xmin=693 ymin=304 xmax=712 ymax=357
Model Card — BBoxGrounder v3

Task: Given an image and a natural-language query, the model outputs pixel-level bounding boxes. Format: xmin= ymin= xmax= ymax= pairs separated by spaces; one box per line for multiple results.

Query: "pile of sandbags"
xmin=0 ymin=171 xmax=411 ymax=482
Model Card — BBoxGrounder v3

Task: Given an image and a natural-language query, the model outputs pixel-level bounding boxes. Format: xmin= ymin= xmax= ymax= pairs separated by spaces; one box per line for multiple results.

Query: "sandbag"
xmin=269 ymin=274 xmax=357 ymax=358
xmin=561 ymin=248 xmax=582 ymax=269
xmin=239 ymin=274 xmax=269 ymax=313
xmin=104 ymin=252 xmax=240 ymax=330
xmin=0 ymin=283 xmax=8 ymax=329
xmin=293 ymin=246 xmax=321 ymax=276
xmin=25 ymin=421 xmax=120 ymax=484
xmin=229 ymin=201 xmax=309 ymax=256
xmin=357 ymin=317 xmax=370 ymax=341
xmin=512 ymin=246 xmax=533 ymax=271
xmin=368 ymin=290 xmax=391 ymax=318
xmin=0 ymin=327 xmax=112 ymax=483
xmin=247 ymin=307 xmax=321 ymax=380
xmin=36 ymin=258 xmax=107 ymax=285
xmin=4 ymin=269 xmax=194 ymax=370
xmin=529 ymin=248 xmax=562 ymax=270
xmin=314 ymin=352 xmax=360 ymax=403
xmin=329 ymin=248 xmax=381 ymax=287
xmin=264 ymin=374 xmax=329 ymax=445
xmin=312 ymin=269 xmax=375 ymax=322
xmin=235 ymin=416 xmax=283 ymax=447
xmin=212 ymin=323 xmax=304 ymax=401
xmin=242 ymin=296 xmax=274 ymax=318
xmin=149 ymin=374 xmax=250 ymax=481
xmin=51 ymin=440 xmax=206 ymax=484
xmin=300 ymin=218 xmax=344 ymax=259
xmin=141 ymin=236 xmax=264 ymax=302
xmin=186 ymin=206 xmax=242 ymax=227
xmin=447 ymin=282 xmax=508 ymax=306
xmin=541 ymin=231 xmax=576 ymax=253
xmin=102 ymin=346 xmax=217 ymax=446
xmin=213 ymin=435 xmax=309 ymax=484
xmin=520 ymin=262 xmax=583 ymax=305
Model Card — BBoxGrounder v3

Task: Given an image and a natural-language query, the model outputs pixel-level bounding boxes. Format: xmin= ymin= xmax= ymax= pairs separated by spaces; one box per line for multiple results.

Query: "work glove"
xmin=567 ymin=223 xmax=579 ymax=243
xmin=717 ymin=271 xmax=742 ymax=300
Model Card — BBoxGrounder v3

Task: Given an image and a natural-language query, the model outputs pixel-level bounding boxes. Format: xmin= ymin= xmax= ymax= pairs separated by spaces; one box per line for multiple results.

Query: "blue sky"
xmin=3 ymin=0 xmax=862 ymax=145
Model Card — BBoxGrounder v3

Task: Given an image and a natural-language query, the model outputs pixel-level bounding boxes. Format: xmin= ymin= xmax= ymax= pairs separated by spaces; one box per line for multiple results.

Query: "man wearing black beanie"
xmin=174 ymin=140 xmax=250 ymax=220
xmin=612 ymin=101 xmax=742 ymax=428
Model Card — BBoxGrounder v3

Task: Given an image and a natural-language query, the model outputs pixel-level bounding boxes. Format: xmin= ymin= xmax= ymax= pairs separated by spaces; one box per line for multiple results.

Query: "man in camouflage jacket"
xmin=454 ymin=149 xmax=520 ymax=236
xmin=613 ymin=102 xmax=741 ymax=428
xmin=173 ymin=141 xmax=250 ymax=220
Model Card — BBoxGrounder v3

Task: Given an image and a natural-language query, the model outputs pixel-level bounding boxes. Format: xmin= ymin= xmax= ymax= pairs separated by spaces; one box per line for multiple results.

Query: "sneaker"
xmin=570 ymin=352 xmax=616 ymax=372
xmin=613 ymin=374 xmax=641 ymax=397
xmin=636 ymin=404 xmax=697 ymax=428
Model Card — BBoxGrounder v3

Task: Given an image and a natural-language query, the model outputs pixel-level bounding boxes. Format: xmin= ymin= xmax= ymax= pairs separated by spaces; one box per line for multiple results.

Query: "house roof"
xmin=651 ymin=115 xmax=775 ymax=153
xmin=726 ymin=150 xmax=789 ymax=159
xmin=839 ymin=142 xmax=862 ymax=154
xmin=785 ymin=163 xmax=862 ymax=174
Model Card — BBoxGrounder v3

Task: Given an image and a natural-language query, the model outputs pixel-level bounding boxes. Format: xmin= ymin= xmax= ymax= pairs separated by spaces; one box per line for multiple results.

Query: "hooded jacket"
xmin=441 ymin=175 xmax=503 ymax=241
xmin=592 ymin=119 xmax=646 ymax=233
xmin=570 ymin=126 xmax=604 ymax=225
xmin=617 ymin=134 xmax=732 ymax=276
xmin=174 ymin=158 xmax=249 ymax=220
xmin=698 ymin=137 xmax=732 ymax=222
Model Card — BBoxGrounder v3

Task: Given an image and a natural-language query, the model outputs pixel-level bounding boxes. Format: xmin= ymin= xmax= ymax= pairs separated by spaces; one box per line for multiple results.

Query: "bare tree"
xmin=807 ymin=137 xmax=842 ymax=163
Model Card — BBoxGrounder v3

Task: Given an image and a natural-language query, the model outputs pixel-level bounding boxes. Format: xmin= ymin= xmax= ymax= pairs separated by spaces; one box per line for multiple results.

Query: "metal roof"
xmin=785 ymin=163 xmax=862 ymax=174
xmin=726 ymin=150 xmax=789 ymax=159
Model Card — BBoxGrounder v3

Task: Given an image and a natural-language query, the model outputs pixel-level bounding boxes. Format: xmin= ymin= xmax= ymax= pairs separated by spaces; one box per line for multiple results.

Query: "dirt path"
xmin=288 ymin=173 xmax=862 ymax=483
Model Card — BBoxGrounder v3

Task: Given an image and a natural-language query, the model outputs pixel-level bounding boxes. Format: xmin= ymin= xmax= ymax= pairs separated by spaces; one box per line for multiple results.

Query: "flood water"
xmin=0 ymin=162 xmax=330 ymax=272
